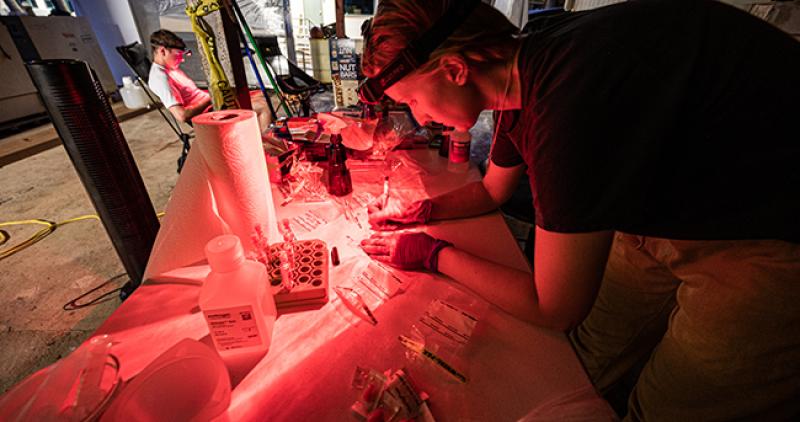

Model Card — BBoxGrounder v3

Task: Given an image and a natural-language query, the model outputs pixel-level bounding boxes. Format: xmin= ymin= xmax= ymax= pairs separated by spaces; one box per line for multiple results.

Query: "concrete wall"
xmin=71 ymin=0 xmax=142 ymax=85
xmin=322 ymin=0 xmax=336 ymax=26
xmin=127 ymin=0 xmax=160 ymax=51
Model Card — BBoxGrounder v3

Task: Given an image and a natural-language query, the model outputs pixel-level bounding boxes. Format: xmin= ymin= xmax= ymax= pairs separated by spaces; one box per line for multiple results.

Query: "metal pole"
xmin=231 ymin=0 xmax=293 ymax=116
xmin=2 ymin=0 xmax=26 ymax=15
xmin=282 ymin=0 xmax=296 ymax=64
xmin=242 ymin=42 xmax=278 ymax=121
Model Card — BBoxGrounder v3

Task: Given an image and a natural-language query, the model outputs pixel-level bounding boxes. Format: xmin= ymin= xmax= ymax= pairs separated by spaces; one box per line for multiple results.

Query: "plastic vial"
xmin=199 ymin=234 xmax=277 ymax=381
xmin=448 ymin=130 xmax=471 ymax=173
xmin=277 ymin=219 xmax=297 ymax=291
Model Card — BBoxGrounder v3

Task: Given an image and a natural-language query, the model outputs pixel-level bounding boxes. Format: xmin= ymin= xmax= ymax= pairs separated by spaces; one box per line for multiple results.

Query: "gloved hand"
xmin=368 ymin=198 xmax=433 ymax=230
xmin=360 ymin=232 xmax=452 ymax=272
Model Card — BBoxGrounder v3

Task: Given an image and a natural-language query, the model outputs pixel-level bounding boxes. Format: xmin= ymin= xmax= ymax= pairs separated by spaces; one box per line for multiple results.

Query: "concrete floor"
xmin=0 ymin=94 xmax=523 ymax=395
xmin=0 ymin=109 xmax=181 ymax=393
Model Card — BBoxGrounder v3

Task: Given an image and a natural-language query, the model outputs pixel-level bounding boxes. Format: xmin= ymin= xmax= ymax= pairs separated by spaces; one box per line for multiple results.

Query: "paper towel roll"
xmin=144 ymin=110 xmax=279 ymax=280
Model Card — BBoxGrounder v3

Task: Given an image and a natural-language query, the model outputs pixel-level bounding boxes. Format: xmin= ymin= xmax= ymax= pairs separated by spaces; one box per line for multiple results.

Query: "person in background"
xmin=359 ymin=0 xmax=800 ymax=419
xmin=148 ymin=30 xmax=212 ymax=124
xmin=148 ymin=29 xmax=272 ymax=131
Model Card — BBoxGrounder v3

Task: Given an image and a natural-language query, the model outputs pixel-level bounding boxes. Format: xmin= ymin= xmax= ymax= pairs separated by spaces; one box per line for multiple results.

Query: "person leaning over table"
xmin=148 ymin=29 xmax=272 ymax=131
xmin=359 ymin=0 xmax=800 ymax=420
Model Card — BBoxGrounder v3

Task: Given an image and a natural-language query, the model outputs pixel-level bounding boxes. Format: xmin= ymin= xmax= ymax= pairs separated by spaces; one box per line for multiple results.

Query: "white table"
xmin=93 ymin=149 xmax=593 ymax=421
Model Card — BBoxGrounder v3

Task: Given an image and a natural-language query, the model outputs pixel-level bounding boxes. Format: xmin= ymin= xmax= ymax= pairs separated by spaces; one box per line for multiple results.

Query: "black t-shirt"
xmin=491 ymin=0 xmax=800 ymax=242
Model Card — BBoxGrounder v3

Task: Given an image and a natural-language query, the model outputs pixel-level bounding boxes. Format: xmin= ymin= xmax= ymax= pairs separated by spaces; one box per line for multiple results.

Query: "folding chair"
xmin=254 ymin=36 xmax=322 ymax=117
xmin=116 ymin=41 xmax=193 ymax=173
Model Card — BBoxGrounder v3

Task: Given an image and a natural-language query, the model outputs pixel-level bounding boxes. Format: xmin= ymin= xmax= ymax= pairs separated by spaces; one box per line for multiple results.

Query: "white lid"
xmin=122 ymin=76 xmax=133 ymax=85
xmin=205 ymin=235 xmax=245 ymax=273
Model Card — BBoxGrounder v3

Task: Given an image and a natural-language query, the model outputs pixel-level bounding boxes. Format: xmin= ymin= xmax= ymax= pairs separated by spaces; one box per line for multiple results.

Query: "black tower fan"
xmin=26 ymin=59 xmax=160 ymax=300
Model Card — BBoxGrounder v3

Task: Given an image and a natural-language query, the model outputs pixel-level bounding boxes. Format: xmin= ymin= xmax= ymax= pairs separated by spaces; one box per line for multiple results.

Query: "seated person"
xmin=148 ymin=29 xmax=211 ymax=124
xmin=148 ymin=29 xmax=273 ymax=131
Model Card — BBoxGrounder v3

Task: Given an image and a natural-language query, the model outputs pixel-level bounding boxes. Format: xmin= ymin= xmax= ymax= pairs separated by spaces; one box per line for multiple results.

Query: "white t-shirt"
xmin=148 ymin=63 xmax=209 ymax=109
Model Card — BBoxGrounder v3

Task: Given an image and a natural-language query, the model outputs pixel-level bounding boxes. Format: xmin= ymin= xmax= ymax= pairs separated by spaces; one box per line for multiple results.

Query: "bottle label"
xmin=449 ymin=140 xmax=470 ymax=163
xmin=203 ymin=305 xmax=263 ymax=351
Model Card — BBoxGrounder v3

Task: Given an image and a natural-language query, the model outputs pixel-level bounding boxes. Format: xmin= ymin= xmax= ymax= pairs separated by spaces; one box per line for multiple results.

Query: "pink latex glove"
xmin=368 ymin=198 xmax=433 ymax=230
xmin=360 ymin=232 xmax=452 ymax=272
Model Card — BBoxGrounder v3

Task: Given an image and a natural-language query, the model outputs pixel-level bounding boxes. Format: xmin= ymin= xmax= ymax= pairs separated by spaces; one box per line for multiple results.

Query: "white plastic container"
xmin=119 ymin=76 xmax=148 ymax=109
xmin=98 ymin=339 xmax=231 ymax=422
xmin=448 ymin=130 xmax=471 ymax=173
xmin=199 ymin=234 xmax=277 ymax=382
xmin=310 ymin=38 xmax=331 ymax=83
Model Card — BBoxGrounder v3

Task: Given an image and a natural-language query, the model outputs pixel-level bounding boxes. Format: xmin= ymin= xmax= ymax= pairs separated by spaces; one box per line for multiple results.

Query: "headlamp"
xmin=357 ymin=0 xmax=481 ymax=105
xmin=155 ymin=42 xmax=190 ymax=56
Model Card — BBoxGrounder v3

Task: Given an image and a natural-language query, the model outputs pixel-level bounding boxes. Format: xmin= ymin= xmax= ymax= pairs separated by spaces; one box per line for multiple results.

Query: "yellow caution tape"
xmin=186 ymin=0 xmax=239 ymax=109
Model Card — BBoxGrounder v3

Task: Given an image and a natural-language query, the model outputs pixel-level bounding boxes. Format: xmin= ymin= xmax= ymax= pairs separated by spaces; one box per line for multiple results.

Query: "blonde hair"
xmin=362 ymin=0 xmax=519 ymax=78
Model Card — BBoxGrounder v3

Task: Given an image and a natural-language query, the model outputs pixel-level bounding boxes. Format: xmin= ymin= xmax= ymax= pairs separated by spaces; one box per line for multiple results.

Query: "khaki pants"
xmin=570 ymin=233 xmax=800 ymax=421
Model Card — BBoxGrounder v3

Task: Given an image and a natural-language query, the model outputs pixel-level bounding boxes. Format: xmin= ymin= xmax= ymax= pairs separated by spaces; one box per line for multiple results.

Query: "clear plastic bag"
xmin=402 ymin=299 xmax=481 ymax=385
xmin=350 ymin=367 xmax=432 ymax=421
xmin=280 ymin=158 xmax=328 ymax=204
xmin=372 ymin=111 xmax=417 ymax=159
xmin=0 ymin=335 xmax=120 ymax=421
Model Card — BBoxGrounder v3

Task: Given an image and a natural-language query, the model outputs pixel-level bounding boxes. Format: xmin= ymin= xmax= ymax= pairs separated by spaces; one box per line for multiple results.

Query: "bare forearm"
xmin=437 ymin=246 xmax=562 ymax=330
xmin=185 ymin=98 xmax=211 ymax=119
xmin=429 ymin=181 xmax=499 ymax=220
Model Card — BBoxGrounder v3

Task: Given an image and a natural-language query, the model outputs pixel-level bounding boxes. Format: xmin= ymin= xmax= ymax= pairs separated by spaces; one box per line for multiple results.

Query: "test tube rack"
xmin=266 ymin=239 xmax=329 ymax=311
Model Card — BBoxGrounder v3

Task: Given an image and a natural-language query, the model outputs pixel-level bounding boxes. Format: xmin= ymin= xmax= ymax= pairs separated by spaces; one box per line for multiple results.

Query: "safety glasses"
xmin=170 ymin=47 xmax=192 ymax=57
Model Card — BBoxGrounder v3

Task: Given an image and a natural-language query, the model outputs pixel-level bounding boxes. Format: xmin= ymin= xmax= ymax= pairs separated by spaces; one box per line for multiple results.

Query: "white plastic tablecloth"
xmin=93 ymin=149 xmax=594 ymax=421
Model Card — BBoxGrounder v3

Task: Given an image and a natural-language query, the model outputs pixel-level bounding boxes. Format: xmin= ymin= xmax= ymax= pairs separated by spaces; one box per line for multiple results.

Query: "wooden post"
xmin=335 ymin=0 xmax=346 ymax=38
xmin=188 ymin=0 xmax=251 ymax=110
xmin=219 ymin=0 xmax=250 ymax=109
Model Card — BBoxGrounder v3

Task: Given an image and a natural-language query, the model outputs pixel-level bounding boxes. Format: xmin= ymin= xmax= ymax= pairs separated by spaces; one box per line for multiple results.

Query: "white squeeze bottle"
xmin=199 ymin=234 xmax=277 ymax=382
xmin=119 ymin=76 xmax=148 ymax=109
